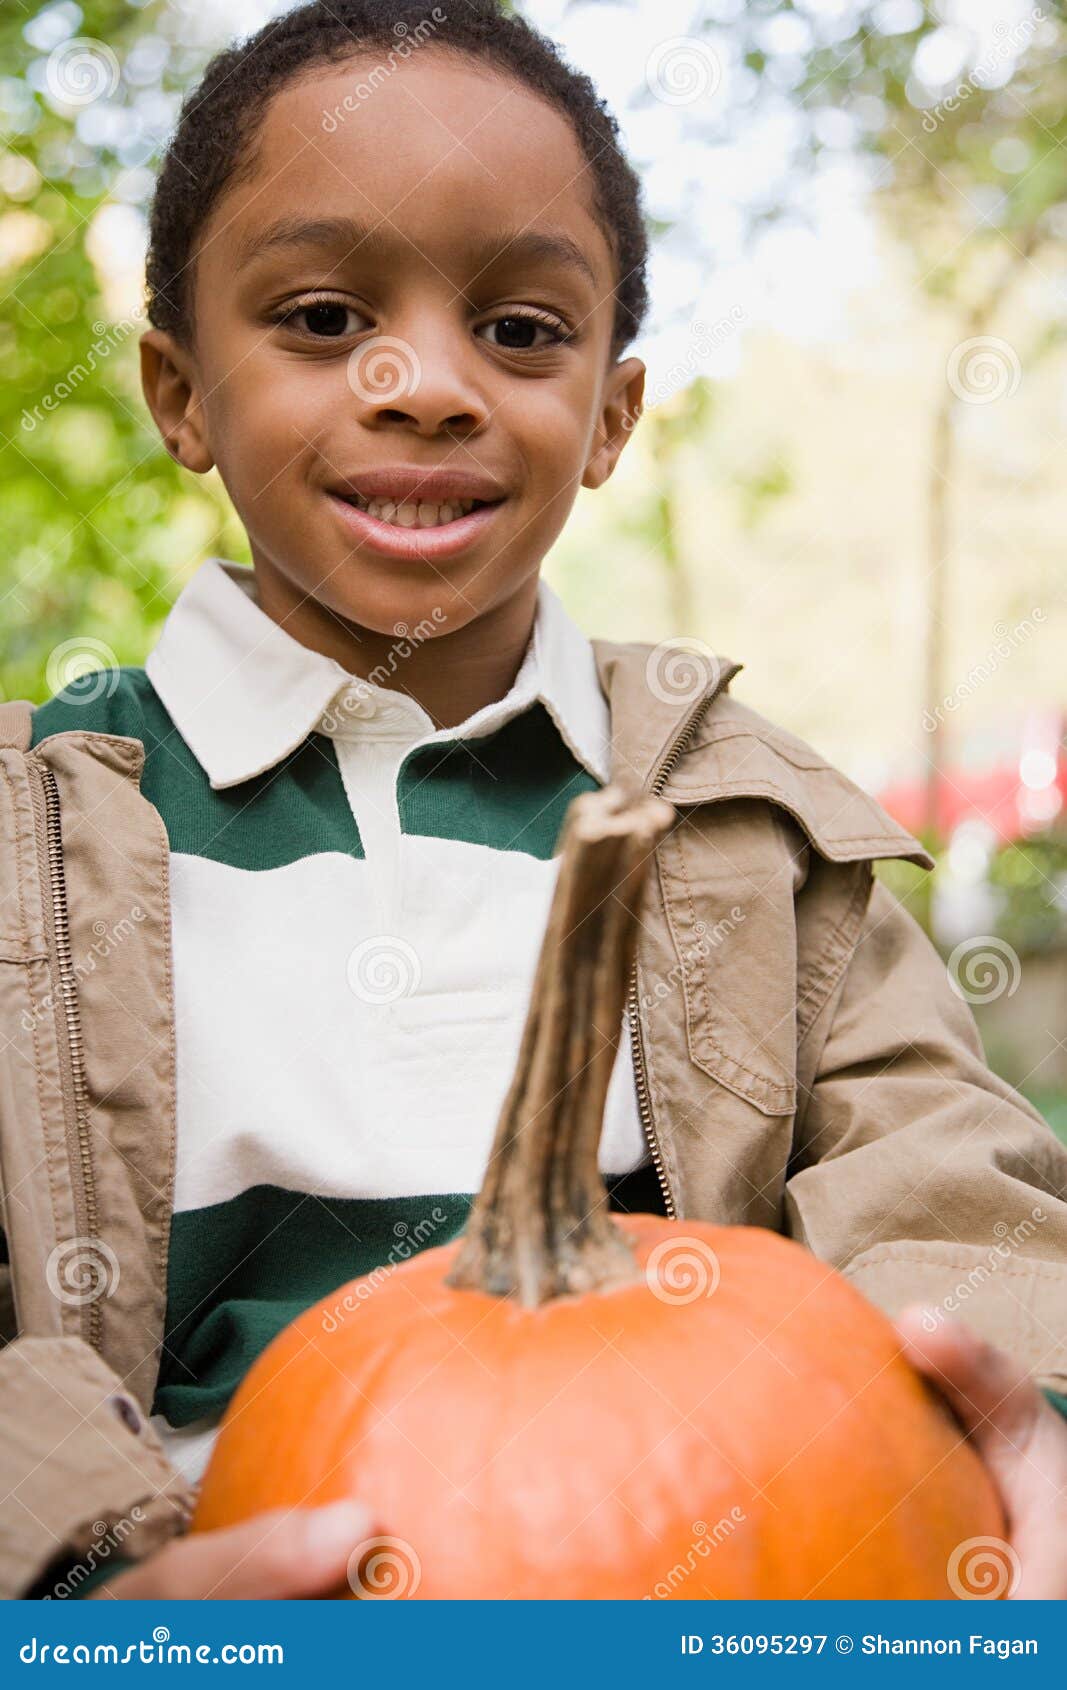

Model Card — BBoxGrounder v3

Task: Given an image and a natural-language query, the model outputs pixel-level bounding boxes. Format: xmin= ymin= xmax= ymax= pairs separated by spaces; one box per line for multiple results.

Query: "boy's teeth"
xmin=353 ymin=494 xmax=480 ymax=526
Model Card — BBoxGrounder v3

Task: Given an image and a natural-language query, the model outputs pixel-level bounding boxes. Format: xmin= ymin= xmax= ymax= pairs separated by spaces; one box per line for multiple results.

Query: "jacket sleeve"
xmin=784 ymin=875 xmax=1067 ymax=1396
xmin=0 ymin=1336 xmax=194 ymax=1599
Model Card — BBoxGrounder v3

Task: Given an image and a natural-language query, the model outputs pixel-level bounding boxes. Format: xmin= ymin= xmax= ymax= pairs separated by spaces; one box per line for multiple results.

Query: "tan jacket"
xmin=2 ymin=645 xmax=1066 ymax=1597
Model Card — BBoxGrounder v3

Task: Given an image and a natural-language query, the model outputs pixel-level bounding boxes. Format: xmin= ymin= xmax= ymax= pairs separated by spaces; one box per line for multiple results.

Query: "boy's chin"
xmin=317 ymin=571 xmax=489 ymax=642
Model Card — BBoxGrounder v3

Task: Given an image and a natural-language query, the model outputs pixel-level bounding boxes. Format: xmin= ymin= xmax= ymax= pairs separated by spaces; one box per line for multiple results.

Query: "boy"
xmin=2 ymin=0 xmax=1065 ymax=1600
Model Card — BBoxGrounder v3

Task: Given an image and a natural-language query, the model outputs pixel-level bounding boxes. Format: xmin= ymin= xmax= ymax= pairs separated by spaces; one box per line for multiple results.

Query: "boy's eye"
xmin=478 ymin=313 xmax=568 ymax=352
xmin=280 ymin=301 xmax=365 ymax=338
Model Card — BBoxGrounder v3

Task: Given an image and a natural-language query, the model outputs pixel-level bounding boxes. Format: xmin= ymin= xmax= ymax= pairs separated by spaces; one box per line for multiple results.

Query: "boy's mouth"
xmin=334 ymin=491 xmax=497 ymax=529
xmin=325 ymin=472 xmax=509 ymax=561
xmin=326 ymin=479 xmax=510 ymax=564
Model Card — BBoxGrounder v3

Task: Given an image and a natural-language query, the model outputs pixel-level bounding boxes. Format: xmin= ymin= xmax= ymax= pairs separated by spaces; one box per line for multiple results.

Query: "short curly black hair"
xmin=146 ymin=0 xmax=650 ymax=360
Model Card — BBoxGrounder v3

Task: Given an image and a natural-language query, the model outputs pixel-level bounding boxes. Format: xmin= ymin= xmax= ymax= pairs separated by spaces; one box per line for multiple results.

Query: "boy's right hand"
xmin=88 ymin=1499 xmax=374 ymax=1599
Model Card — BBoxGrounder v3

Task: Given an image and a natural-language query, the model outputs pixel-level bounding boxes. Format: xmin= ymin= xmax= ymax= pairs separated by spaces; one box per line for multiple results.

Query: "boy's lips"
xmin=330 ymin=466 xmax=508 ymax=504
xmin=325 ymin=472 xmax=509 ymax=561
xmin=327 ymin=492 xmax=506 ymax=560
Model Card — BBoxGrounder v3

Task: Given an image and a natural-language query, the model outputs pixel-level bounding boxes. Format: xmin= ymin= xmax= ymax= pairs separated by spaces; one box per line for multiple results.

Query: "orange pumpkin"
xmin=193 ymin=787 xmax=1007 ymax=1599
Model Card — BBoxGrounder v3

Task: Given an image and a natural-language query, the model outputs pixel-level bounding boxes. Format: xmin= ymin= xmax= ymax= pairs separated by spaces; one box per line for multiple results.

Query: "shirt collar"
xmin=145 ymin=558 xmax=611 ymax=791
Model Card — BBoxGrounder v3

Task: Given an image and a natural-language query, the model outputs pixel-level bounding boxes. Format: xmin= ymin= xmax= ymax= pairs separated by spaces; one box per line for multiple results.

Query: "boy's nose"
xmin=346 ymin=331 xmax=491 ymax=437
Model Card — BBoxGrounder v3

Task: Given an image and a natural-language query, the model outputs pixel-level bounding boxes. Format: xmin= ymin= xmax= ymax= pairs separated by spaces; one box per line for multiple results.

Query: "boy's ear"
xmin=581 ymin=356 xmax=645 ymax=491
xmin=140 ymin=329 xmax=214 ymax=473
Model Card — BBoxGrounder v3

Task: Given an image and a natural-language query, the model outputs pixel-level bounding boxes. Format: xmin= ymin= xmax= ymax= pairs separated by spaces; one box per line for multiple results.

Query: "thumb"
xmin=892 ymin=1302 xmax=1041 ymax=1478
xmin=191 ymin=1499 xmax=376 ymax=1599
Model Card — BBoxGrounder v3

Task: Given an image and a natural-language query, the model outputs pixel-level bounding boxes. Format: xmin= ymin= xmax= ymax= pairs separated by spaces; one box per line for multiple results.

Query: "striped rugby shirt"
xmin=30 ymin=558 xmax=663 ymax=1485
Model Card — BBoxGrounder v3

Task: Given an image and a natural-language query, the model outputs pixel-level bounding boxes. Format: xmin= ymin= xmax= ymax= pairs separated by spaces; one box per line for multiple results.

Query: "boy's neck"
xmin=251 ymin=557 xmax=542 ymax=731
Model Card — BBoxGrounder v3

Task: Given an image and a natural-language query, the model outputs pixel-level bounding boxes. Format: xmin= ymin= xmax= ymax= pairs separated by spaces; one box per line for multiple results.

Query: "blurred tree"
xmin=0 ymin=0 xmax=243 ymax=701
xmin=779 ymin=0 xmax=1067 ymax=835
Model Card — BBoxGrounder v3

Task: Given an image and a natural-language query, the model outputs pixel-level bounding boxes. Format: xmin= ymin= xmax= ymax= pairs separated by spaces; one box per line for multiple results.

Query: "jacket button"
xmin=109 ymin=1395 xmax=142 ymax=1436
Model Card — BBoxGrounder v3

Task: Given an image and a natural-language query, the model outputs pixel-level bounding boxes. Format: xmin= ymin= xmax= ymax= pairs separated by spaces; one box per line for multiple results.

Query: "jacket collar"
xmin=145 ymin=558 xmax=612 ymax=790
xmin=592 ymin=639 xmax=933 ymax=869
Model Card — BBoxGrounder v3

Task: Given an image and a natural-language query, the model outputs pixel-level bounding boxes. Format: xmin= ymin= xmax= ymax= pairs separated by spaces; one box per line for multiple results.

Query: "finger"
xmin=110 ymin=1500 xmax=375 ymax=1599
xmin=893 ymin=1303 xmax=1042 ymax=1466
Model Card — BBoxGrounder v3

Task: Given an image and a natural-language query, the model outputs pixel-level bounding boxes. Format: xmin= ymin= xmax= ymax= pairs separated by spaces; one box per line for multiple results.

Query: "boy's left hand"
xmin=894 ymin=1303 xmax=1067 ymax=1599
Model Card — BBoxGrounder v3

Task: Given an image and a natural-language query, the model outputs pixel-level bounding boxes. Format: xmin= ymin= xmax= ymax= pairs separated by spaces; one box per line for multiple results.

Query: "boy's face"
xmin=141 ymin=49 xmax=644 ymax=643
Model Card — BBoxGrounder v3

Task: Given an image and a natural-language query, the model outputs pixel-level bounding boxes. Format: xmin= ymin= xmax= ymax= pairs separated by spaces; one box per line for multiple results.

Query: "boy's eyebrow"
xmin=235 ymin=215 xmax=599 ymax=288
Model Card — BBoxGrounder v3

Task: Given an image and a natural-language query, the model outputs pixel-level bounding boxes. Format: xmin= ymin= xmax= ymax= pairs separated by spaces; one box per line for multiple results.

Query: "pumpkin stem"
xmin=447 ymin=783 xmax=675 ymax=1307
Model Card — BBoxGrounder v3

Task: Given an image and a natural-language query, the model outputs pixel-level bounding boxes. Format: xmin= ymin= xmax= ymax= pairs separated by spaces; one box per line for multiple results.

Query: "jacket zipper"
xmin=29 ymin=758 xmax=101 ymax=1352
xmin=627 ymin=686 xmax=722 ymax=1221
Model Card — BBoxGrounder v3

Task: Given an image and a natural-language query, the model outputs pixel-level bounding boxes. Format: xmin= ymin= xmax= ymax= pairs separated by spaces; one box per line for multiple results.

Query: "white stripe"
xmin=170 ymin=845 xmax=649 ymax=1214
xmin=150 ymin=1414 xmax=221 ymax=1491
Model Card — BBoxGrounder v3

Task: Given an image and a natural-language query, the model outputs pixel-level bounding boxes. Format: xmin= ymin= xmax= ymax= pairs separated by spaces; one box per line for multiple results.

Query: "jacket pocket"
xmin=655 ymin=800 xmax=798 ymax=1116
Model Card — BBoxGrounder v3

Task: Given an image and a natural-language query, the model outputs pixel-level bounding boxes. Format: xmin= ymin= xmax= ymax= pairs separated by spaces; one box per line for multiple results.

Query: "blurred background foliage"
xmin=2 ymin=0 xmax=1066 ymax=1122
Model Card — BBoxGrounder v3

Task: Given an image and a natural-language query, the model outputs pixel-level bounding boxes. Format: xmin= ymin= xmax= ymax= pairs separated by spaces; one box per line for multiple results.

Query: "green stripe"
xmin=32 ymin=672 xmax=597 ymax=868
xmin=155 ymin=1165 xmax=665 ymax=1428
xmin=1045 ymin=1387 xmax=1067 ymax=1425
xmin=398 ymin=708 xmax=598 ymax=858
xmin=31 ymin=671 xmax=363 ymax=870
